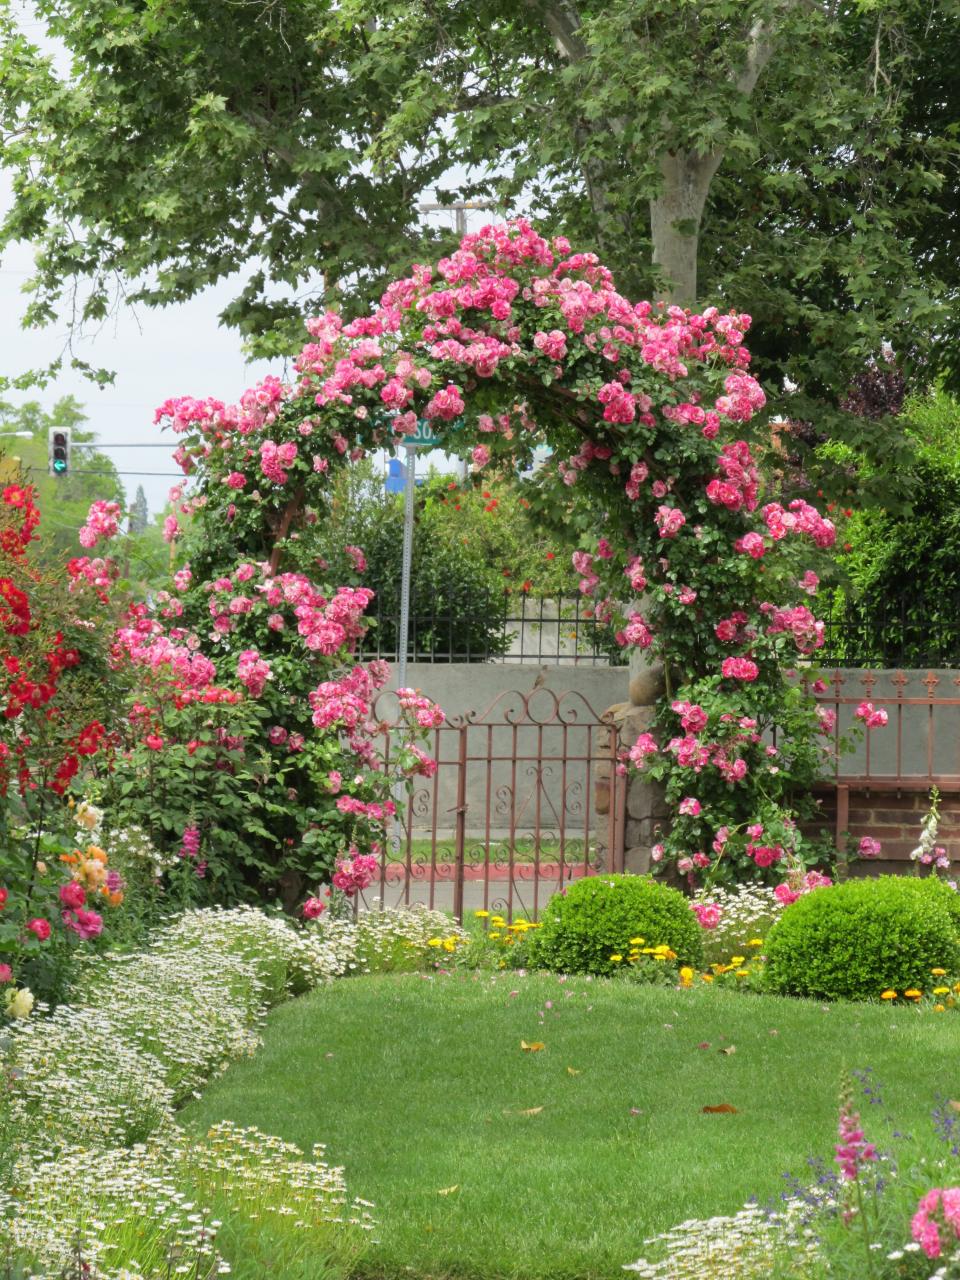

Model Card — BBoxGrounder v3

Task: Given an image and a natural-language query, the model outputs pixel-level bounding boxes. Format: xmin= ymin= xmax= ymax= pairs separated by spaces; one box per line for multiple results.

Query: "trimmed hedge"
xmin=763 ymin=876 xmax=960 ymax=1001
xmin=529 ymin=874 xmax=702 ymax=976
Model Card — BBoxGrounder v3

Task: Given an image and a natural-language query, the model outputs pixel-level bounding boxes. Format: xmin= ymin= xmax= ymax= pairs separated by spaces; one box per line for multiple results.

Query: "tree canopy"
xmin=0 ymin=0 xmax=957 ymax=437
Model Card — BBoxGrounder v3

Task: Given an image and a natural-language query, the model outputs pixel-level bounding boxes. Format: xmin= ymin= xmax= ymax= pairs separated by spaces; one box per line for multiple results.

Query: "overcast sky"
xmin=0 ymin=194 xmax=473 ymax=518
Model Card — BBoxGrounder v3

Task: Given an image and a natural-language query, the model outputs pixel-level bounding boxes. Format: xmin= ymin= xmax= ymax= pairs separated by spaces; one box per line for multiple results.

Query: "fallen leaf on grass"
xmin=566 ymin=1066 xmax=581 ymax=1076
xmin=437 ymin=1185 xmax=459 ymax=1196
xmin=718 ymin=1045 xmax=736 ymax=1056
xmin=521 ymin=1040 xmax=545 ymax=1051
xmin=629 ymin=1107 xmax=644 ymax=1115
xmin=696 ymin=1042 xmax=711 ymax=1050
xmin=519 ymin=1106 xmax=544 ymax=1116
xmin=949 ymin=1101 xmax=960 ymax=1113
xmin=702 ymin=1103 xmax=738 ymax=1114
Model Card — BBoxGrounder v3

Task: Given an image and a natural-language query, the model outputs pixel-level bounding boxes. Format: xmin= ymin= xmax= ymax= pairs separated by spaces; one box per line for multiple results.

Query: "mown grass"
xmin=183 ymin=972 xmax=958 ymax=1280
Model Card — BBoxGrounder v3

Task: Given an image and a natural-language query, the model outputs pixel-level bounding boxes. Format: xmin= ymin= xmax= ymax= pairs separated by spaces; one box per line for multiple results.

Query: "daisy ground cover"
xmin=182 ymin=971 xmax=960 ymax=1280
xmin=0 ymin=905 xmax=461 ymax=1279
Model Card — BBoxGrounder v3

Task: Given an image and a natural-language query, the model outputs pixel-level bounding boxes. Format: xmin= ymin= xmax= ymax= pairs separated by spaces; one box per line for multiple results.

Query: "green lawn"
xmin=183 ymin=972 xmax=958 ymax=1280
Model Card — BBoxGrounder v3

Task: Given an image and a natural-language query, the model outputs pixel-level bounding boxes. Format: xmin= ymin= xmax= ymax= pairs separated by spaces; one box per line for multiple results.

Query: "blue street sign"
xmin=385 ymin=457 xmax=422 ymax=492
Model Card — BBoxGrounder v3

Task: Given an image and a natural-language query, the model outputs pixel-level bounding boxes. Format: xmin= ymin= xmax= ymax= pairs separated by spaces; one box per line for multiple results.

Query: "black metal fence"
xmin=358 ymin=591 xmax=627 ymax=665
xmin=819 ymin=598 xmax=960 ymax=670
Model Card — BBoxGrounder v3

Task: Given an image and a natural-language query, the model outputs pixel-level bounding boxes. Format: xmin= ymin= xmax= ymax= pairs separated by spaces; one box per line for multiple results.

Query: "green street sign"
xmin=407 ymin=420 xmax=441 ymax=448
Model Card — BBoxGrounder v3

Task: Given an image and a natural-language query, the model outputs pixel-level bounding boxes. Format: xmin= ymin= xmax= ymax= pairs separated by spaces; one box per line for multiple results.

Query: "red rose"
xmin=59 ymin=881 xmax=86 ymax=910
xmin=26 ymin=918 xmax=51 ymax=942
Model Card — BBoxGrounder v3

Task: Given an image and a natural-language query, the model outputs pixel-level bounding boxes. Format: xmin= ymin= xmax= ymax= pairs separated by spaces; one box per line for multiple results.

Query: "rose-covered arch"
xmin=79 ymin=220 xmax=851 ymax=905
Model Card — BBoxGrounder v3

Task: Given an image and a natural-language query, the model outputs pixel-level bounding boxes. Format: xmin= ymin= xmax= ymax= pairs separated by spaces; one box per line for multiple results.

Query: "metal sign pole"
xmin=397 ymin=442 xmax=417 ymax=690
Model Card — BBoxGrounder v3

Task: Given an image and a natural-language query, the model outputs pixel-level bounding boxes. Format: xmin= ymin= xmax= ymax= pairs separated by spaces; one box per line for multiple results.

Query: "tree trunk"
xmin=648 ymin=149 xmax=722 ymax=307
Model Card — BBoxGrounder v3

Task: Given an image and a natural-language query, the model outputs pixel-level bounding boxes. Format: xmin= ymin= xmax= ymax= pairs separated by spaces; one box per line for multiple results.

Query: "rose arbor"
xmin=130 ymin=219 xmax=837 ymax=896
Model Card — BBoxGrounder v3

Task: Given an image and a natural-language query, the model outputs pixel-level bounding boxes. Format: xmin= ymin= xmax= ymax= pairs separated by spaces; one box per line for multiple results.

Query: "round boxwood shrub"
xmin=528 ymin=874 xmax=702 ymax=976
xmin=763 ymin=875 xmax=960 ymax=1001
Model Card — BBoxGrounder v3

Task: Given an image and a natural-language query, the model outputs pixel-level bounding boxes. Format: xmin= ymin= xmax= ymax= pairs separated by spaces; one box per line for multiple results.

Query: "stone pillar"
xmin=595 ymin=649 xmax=670 ymax=874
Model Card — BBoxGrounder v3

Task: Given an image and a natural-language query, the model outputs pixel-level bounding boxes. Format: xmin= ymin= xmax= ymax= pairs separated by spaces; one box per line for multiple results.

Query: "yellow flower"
xmin=935 ymin=1004 xmax=946 ymax=1013
xmin=748 ymin=938 xmax=764 ymax=947
xmin=442 ymin=938 xmax=457 ymax=952
xmin=678 ymin=966 xmax=694 ymax=987
xmin=933 ymin=986 xmax=951 ymax=995
xmin=6 ymin=988 xmax=33 ymax=1019
xmin=880 ymin=990 xmax=897 ymax=1000
xmin=700 ymin=973 xmax=714 ymax=983
xmin=735 ymin=969 xmax=750 ymax=978
xmin=730 ymin=955 xmax=746 ymax=966
xmin=629 ymin=937 xmax=645 ymax=946
xmin=490 ymin=932 xmax=501 ymax=939
xmin=610 ymin=954 xmax=623 ymax=964
xmin=427 ymin=938 xmax=442 ymax=947
xmin=931 ymin=967 xmax=947 ymax=976
xmin=904 ymin=988 xmax=923 ymax=1000
xmin=474 ymin=910 xmax=490 ymax=919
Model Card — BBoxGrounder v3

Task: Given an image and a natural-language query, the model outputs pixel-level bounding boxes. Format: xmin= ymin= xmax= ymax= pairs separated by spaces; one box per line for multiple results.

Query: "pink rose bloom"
xmin=145 ymin=734 xmax=164 ymax=751
xmin=26 ymin=917 xmax=51 ymax=941
xmin=267 ymin=725 xmax=288 ymax=745
xmin=678 ymin=796 xmax=702 ymax=817
xmin=751 ymin=844 xmax=782 ymax=868
xmin=472 ymin=445 xmax=490 ymax=468
xmin=859 ymin=836 xmax=882 ymax=858
xmin=774 ymin=883 xmax=800 ymax=906
xmin=628 ymin=732 xmax=658 ymax=766
xmin=62 ymin=908 xmax=103 ymax=940
xmin=59 ymin=881 xmax=86 ymax=910
xmin=303 ymin=897 xmax=327 ymax=920
xmin=721 ymin=656 xmax=759 ymax=681
xmin=0 ymin=964 xmax=12 ymax=982
xmin=855 ymin=701 xmax=889 ymax=728
xmin=226 ymin=471 xmax=246 ymax=489
xmin=734 ymin=531 xmax=766 ymax=559
xmin=267 ymin=613 xmax=285 ymax=631
xmin=327 ymin=770 xmax=342 ymax=793
xmin=692 ymin=902 xmax=722 ymax=929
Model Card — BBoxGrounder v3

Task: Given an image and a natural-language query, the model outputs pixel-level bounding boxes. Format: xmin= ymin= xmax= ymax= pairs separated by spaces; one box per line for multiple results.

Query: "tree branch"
xmin=524 ymin=0 xmax=587 ymax=63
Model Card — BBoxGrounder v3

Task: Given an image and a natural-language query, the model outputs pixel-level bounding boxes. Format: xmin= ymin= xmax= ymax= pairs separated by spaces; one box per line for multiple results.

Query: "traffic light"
xmin=48 ymin=428 xmax=71 ymax=476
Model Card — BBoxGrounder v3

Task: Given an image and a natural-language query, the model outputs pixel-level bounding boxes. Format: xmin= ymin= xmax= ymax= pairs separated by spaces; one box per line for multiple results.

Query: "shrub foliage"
xmin=530 ymin=874 xmax=702 ymax=976
xmin=763 ymin=876 xmax=960 ymax=1001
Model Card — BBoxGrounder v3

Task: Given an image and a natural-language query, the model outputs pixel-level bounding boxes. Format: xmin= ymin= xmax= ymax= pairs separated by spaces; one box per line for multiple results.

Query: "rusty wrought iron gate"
xmin=371 ymin=686 xmax=627 ymax=923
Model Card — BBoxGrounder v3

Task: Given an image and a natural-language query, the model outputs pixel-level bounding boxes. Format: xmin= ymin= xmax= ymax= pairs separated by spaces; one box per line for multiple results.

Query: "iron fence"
xmin=819 ymin=599 xmax=960 ymax=669
xmin=358 ymin=591 xmax=627 ymax=666
xmin=363 ymin=686 xmax=627 ymax=923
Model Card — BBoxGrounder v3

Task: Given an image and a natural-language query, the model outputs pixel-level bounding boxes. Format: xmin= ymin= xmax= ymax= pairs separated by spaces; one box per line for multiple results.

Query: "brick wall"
xmin=808 ymin=786 xmax=960 ymax=876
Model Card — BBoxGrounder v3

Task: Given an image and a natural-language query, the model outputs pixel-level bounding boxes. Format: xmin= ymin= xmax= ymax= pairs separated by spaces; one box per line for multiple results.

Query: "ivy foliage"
xmin=827 ymin=392 xmax=960 ymax=666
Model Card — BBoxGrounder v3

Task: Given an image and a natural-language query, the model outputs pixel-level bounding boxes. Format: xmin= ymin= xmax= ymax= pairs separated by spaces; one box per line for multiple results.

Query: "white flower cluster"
xmin=2 ymin=905 xmax=375 ymax=1278
xmin=313 ymin=904 xmax=469 ymax=974
xmin=8 ymin=1122 xmax=375 ymax=1280
xmin=106 ymin=821 xmax=175 ymax=877
xmin=623 ymin=1201 xmax=820 ymax=1279
xmin=691 ymin=884 xmax=786 ymax=962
